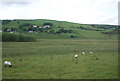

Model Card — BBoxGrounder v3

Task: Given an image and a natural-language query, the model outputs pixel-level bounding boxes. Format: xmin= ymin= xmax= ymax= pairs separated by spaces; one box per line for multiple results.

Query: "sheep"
xmin=4 ymin=61 xmax=12 ymax=67
xmin=4 ymin=61 xmax=8 ymax=67
xmin=89 ymin=52 xmax=93 ymax=54
xmin=74 ymin=54 xmax=78 ymax=58
xmin=73 ymin=54 xmax=78 ymax=61
xmin=82 ymin=52 xmax=85 ymax=55
xmin=73 ymin=54 xmax=78 ymax=64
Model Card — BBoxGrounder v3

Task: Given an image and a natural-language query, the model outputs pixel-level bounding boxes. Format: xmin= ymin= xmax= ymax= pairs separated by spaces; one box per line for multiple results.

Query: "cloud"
xmin=100 ymin=16 xmax=118 ymax=25
xmin=0 ymin=0 xmax=119 ymax=25
xmin=0 ymin=0 xmax=33 ymax=2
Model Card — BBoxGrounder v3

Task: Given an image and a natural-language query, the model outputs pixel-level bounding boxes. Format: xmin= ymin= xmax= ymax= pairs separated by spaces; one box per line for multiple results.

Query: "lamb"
xmin=4 ymin=61 xmax=12 ymax=67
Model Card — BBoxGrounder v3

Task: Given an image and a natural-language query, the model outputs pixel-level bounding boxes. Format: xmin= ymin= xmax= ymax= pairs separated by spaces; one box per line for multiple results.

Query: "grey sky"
xmin=0 ymin=0 xmax=119 ymax=25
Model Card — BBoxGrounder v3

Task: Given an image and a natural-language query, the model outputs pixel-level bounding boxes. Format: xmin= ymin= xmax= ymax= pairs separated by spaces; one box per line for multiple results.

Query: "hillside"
xmin=2 ymin=19 xmax=118 ymax=39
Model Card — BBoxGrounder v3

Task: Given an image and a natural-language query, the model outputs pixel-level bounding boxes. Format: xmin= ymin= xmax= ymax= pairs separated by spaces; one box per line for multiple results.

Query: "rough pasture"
xmin=2 ymin=39 xmax=118 ymax=79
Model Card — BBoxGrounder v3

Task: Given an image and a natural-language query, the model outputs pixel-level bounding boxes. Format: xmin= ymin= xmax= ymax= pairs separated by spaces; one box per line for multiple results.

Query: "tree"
xmin=50 ymin=30 xmax=55 ymax=33
xmin=43 ymin=22 xmax=52 ymax=26
xmin=56 ymin=28 xmax=73 ymax=33
xmin=70 ymin=35 xmax=76 ymax=38
xmin=22 ymin=27 xmax=29 ymax=31
xmin=2 ymin=20 xmax=11 ymax=25
xmin=17 ymin=21 xmax=20 ymax=24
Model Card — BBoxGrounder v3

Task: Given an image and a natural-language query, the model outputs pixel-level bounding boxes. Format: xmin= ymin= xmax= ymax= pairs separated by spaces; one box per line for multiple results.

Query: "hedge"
xmin=2 ymin=33 xmax=36 ymax=42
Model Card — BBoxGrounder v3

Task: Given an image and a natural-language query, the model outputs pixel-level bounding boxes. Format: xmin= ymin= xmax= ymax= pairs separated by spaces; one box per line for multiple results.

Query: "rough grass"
xmin=2 ymin=39 xmax=118 ymax=79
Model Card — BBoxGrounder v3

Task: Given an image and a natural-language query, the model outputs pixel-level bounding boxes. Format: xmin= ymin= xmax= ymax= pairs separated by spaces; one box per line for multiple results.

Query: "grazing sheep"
xmin=4 ymin=61 xmax=7 ymax=67
xmin=74 ymin=54 xmax=78 ymax=58
xmin=82 ymin=52 xmax=85 ymax=55
xmin=4 ymin=61 xmax=12 ymax=67
xmin=74 ymin=54 xmax=78 ymax=64
xmin=89 ymin=52 xmax=93 ymax=54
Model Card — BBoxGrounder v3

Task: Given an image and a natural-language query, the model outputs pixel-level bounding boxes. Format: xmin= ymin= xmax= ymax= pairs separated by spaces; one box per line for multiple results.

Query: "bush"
xmin=2 ymin=33 xmax=19 ymax=42
xmin=2 ymin=33 xmax=36 ymax=42
xmin=56 ymin=28 xmax=73 ymax=33
xmin=70 ymin=35 xmax=77 ymax=38
xmin=18 ymin=34 xmax=36 ymax=42
xmin=43 ymin=22 xmax=52 ymax=26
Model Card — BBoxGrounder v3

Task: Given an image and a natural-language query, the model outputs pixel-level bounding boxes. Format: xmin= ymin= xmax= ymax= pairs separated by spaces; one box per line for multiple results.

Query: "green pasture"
xmin=2 ymin=39 xmax=118 ymax=79
xmin=3 ymin=19 xmax=114 ymax=32
xmin=3 ymin=19 xmax=81 ymax=28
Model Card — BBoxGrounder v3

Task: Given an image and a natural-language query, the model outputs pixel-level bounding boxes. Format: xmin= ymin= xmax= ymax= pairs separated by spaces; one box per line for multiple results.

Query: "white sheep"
xmin=73 ymin=54 xmax=78 ymax=64
xmin=74 ymin=54 xmax=78 ymax=58
xmin=89 ymin=51 xmax=93 ymax=54
xmin=4 ymin=61 xmax=12 ymax=67
xmin=82 ymin=52 xmax=85 ymax=55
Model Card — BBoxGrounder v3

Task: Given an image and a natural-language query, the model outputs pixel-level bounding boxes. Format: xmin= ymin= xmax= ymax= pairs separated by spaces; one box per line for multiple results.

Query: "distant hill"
xmin=2 ymin=19 xmax=119 ymax=39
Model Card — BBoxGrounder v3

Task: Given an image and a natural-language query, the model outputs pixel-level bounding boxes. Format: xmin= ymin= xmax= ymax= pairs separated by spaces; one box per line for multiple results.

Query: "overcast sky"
xmin=0 ymin=0 xmax=119 ymax=25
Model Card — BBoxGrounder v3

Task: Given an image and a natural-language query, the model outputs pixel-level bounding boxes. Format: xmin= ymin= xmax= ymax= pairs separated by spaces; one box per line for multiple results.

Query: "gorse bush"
xmin=2 ymin=33 xmax=36 ymax=42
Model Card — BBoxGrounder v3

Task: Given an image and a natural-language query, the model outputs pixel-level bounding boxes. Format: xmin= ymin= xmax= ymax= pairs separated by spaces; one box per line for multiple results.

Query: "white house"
xmin=39 ymin=26 xmax=43 ymax=28
xmin=29 ymin=31 xmax=33 ymax=33
xmin=33 ymin=25 xmax=37 ymax=28
xmin=44 ymin=25 xmax=50 ymax=28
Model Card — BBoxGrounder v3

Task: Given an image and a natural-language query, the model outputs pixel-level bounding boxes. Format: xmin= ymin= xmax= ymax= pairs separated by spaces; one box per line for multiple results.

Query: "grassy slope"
xmin=3 ymin=19 xmax=80 ymax=28
xmin=3 ymin=19 xmax=118 ymax=39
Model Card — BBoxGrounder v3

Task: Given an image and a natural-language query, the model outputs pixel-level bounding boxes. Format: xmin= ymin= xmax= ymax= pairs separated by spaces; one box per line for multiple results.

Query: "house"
xmin=39 ymin=26 xmax=50 ymax=29
xmin=33 ymin=25 xmax=37 ymax=28
xmin=39 ymin=26 xmax=43 ymax=28
xmin=44 ymin=25 xmax=50 ymax=28
xmin=6 ymin=29 xmax=11 ymax=32
xmin=29 ymin=31 xmax=33 ymax=33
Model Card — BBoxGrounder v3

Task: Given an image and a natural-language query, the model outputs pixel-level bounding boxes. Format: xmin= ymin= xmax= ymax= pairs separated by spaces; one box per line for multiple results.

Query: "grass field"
xmin=2 ymin=39 xmax=118 ymax=79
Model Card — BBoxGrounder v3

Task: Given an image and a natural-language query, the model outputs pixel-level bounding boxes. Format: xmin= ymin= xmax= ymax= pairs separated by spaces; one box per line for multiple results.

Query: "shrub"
xmin=70 ymin=35 xmax=76 ymax=38
xmin=43 ymin=22 xmax=52 ymax=26
xmin=2 ymin=33 xmax=36 ymax=42
xmin=18 ymin=34 xmax=36 ymax=42
xmin=56 ymin=28 xmax=73 ymax=33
